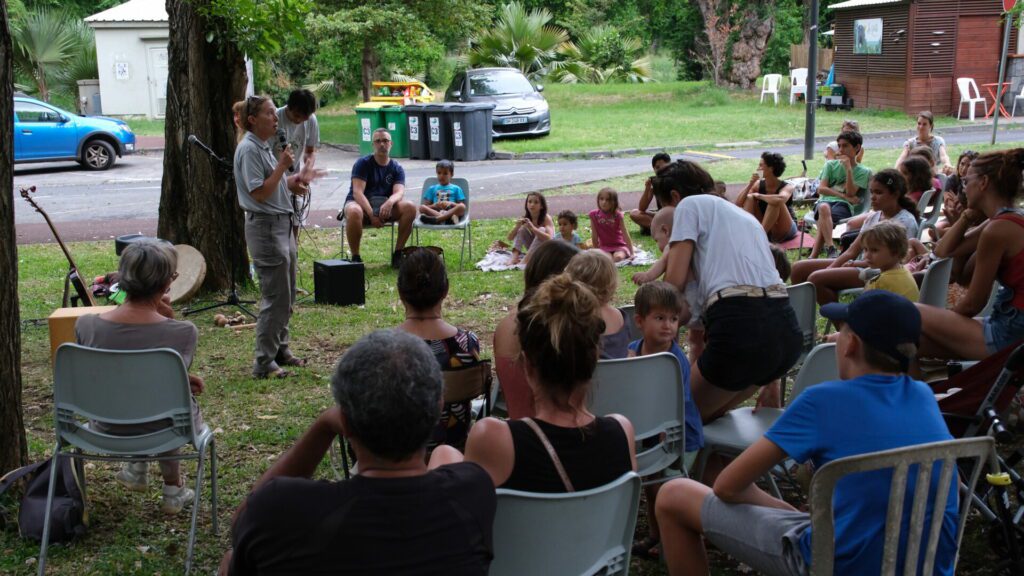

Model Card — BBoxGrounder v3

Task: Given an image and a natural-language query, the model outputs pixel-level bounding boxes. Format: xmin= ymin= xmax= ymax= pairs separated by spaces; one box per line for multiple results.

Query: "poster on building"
xmin=854 ymin=18 xmax=883 ymax=54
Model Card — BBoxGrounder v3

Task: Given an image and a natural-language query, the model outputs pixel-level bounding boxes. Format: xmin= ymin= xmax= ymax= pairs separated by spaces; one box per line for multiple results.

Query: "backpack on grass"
xmin=0 ymin=456 xmax=88 ymax=543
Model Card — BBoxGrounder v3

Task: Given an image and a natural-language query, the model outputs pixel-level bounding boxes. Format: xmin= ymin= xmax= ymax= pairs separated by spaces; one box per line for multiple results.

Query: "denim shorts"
xmin=770 ymin=220 xmax=799 ymax=243
xmin=701 ymin=494 xmax=810 ymax=576
xmin=699 ymin=296 xmax=803 ymax=391
xmin=983 ymin=287 xmax=1024 ymax=353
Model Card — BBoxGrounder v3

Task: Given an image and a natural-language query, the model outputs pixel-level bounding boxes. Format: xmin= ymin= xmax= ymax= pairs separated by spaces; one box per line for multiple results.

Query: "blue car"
xmin=14 ymin=94 xmax=136 ymax=170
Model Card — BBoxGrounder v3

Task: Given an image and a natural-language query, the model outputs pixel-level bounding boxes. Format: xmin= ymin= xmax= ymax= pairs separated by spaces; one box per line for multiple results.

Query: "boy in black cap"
xmin=655 ymin=291 xmax=958 ymax=576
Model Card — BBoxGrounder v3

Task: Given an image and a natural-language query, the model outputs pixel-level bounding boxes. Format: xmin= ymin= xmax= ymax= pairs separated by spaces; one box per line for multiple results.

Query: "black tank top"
xmin=501 ymin=416 xmax=632 ymax=493
xmin=757 ymin=180 xmax=797 ymax=221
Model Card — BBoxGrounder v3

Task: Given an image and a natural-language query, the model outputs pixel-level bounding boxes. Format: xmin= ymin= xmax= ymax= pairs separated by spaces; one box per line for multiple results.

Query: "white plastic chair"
xmin=338 ymin=206 xmax=395 ymax=259
xmin=789 ymin=68 xmax=808 ymax=105
xmin=590 ymin=353 xmax=686 ymax=482
xmin=40 ymin=344 xmax=217 ymax=576
xmin=490 ymin=472 xmax=641 ymax=576
xmin=809 ymin=437 xmax=993 ymax=576
xmin=917 ymin=189 xmax=944 ymax=239
xmin=1012 ymin=84 xmax=1024 ymax=117
xmin=413 ymin=177 xmax=473 ymax=270
xmin=694 ymin=343 xmax=838 ymax=493
xmin=788 ymin=282 xmax=818 ymax=370
xmin=761 ymin=74 xmax=783 ymax=105
xmin=918 ymin=257 xmax=953 ymax=309
xmin=956 ymin=78 xmax=987 ymax=121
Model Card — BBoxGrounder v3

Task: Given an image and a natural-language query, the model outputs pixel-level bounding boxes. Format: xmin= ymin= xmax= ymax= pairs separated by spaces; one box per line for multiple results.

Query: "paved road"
xmin=14 ymin=127 xmax=1024 ymax=244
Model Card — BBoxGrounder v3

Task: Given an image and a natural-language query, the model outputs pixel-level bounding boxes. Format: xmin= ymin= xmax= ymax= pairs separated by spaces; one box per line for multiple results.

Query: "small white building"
xmin=85 ymin=0 xmax=168 ymax=119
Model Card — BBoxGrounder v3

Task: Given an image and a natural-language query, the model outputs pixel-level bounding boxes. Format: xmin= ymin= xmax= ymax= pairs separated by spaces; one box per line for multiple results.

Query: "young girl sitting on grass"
xmin=589 ymin=187 xmax=635 ymax=262
xmin=501 ymin=192 xmax=553 ymax=265
xmin=566 ymin=250 xmax=631 ymax=359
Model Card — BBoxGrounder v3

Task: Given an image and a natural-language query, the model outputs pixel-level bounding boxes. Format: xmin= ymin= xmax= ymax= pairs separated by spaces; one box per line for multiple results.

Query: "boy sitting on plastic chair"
xmin=655 ymin=291 xmax=958 ymax=576
xmin=419 ymin=160 xmax=466 ymax=225
xmin=627 ymin=281 xmax=704 ymax=561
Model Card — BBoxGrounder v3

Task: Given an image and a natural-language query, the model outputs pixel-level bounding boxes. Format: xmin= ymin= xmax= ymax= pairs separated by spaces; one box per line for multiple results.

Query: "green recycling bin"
xmin=381 ymin=105 xmax=409 ymax=158
xmin=354 ymin=102 xmax=389 ymax=155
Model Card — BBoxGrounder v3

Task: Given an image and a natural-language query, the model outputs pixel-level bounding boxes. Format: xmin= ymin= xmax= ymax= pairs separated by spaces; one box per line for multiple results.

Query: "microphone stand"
xmin=183 ymin=135 xmax=257 ymax=319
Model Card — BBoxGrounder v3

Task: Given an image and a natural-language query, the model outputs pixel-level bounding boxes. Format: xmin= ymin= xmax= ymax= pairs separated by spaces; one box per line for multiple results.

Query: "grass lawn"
xmin=131 ymin=81 xmax=984 ymax=154
xmin=2 ymin=214 xmax=1013 ymax=575
xmin=314 ymin=81 xmax=970 ymax=154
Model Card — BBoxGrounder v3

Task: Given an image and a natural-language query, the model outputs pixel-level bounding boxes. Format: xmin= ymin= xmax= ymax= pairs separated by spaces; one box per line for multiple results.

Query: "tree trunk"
xmin=727 ymin=1 xmax=775 ymax=89
xmin=361 ymin=39 xmax=376 ymax=102
xmin=0 ymin=0 xmax=28 ymax=473
xmin=693 ymin=0 xmax=733 ymax=87
xmin=158 ymin=0 xmax=249 ymax=290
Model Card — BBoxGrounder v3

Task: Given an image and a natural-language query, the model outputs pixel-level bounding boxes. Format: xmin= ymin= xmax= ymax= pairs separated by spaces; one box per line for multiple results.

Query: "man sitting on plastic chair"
xmin=219 ymin=330 xmax=495 ymax=575
xmin=655 ymin=292 xmax=959 ymax=576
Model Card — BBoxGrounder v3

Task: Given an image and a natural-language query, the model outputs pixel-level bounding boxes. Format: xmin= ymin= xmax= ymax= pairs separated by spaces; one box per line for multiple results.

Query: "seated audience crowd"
xmin=65 ymin=111 xmax=1024 ymax=576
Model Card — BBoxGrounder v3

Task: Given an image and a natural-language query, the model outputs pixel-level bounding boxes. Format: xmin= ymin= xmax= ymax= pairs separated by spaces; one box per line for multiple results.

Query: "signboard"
xmin=854 ymin=18 xmax=883 ymax=55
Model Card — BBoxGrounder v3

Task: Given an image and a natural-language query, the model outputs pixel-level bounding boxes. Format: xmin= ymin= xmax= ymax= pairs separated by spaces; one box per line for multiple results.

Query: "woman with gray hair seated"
xmin=222 ymin=330 xmax=495 ymax=575
xmin=74 ymin=238 xmax=204 ymax=515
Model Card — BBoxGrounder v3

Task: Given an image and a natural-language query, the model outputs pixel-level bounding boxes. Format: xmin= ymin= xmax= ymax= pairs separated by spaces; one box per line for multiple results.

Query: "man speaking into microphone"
xmin=234 ymin=96 xmax=309 ymax=379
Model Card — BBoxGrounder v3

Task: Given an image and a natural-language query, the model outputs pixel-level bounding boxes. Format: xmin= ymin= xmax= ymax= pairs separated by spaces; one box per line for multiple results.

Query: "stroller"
xmin=930 ymin=341 xmax=1024 ymax=574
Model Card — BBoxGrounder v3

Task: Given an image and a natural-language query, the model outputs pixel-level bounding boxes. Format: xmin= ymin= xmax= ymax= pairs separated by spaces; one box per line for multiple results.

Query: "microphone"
xmin=187 ymin=134 xmax=231 ymax=169
xmin=277 ymin=129 xmax=295 ymax=173
xmin=188 ymin=134 xmax=198 ymax=145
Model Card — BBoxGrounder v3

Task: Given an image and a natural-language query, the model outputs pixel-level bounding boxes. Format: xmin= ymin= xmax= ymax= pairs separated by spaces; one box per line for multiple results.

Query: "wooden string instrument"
xmin=19 ymin=186 xmax=97 ymax=307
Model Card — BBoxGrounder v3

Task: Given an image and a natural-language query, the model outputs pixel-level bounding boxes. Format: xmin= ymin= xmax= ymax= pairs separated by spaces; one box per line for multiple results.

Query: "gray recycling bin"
xmin=447 ymin=102 xmax=495 ymax=161
xmin=402 ymin=103 xmax=429 ymax=160
xmin=424 ymin=103 xmax=453 ymax=160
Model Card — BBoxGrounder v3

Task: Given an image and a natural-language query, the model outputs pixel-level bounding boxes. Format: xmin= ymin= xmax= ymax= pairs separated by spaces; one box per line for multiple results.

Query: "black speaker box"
xmin=314 ymin=259 xmax=365 ymax=306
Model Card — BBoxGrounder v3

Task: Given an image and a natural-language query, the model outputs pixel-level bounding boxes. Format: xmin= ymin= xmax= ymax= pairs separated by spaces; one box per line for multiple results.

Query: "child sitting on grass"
xmin=589 ymin=187 xmax=635 ymax=262
xmin=555 ymin=210 xmax=583 ymax=247
xmin=627 ymin=281 xmax=704 ymax=561
xmin=656 ymin=291 xmax=959 ymax=576
xmin=419 ymin=160 xmax=466 ymax=225
xmin=860 ymin=221 xmax=920 ymax=301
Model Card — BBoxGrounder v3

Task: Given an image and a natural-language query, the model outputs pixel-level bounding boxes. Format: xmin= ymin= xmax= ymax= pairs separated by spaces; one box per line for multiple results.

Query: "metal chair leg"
xmin=210 ymin=439 xmax=218 ymax=535
xmin=185 ymin=446 xmax=207 ymax=575
xmin=37 ymin=445 xmax=62 ymax=576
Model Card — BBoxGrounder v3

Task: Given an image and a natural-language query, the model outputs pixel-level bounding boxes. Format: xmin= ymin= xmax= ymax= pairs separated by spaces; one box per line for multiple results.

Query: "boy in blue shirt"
xmin=627 ymin=281 xmax=703 ymax=560
xmin=420 ymin=160 xmax=466 ymax=225
xmin=655 ymin=291 xmax=957 ymax=576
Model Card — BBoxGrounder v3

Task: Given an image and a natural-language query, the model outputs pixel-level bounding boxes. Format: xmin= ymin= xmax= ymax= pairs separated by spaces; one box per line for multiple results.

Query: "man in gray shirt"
xmin=276 ymin=89 xmax=320 ymax=230
xmin=234 ymin=95 xmax=309 ymax=379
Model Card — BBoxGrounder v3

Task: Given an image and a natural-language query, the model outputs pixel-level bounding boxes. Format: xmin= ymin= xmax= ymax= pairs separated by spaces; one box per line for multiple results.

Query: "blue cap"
xmin=820 ymin=290 xmax=921 ymax=371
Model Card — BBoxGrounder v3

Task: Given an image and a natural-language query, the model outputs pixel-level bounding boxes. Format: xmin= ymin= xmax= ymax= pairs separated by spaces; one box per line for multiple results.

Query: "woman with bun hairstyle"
xmin=397 ymin=248 xmax=483 ymax=449
xmin=463 ymin=274 xmax=637 ymax=492
xmin=916 ymin=149 xmax=1024 ymax=361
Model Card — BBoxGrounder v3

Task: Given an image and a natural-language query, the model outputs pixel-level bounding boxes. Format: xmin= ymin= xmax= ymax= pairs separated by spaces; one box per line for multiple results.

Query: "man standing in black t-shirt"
xmin=342 ymin=127 xmax=418 ymax=268
xmin=220 ymin=330 xmax=496 ymax=575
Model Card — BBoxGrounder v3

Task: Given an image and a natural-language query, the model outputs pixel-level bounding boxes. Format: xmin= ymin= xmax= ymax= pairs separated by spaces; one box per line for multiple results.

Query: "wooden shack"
xmin=830 ymin=0 xmax=1014 ymax=115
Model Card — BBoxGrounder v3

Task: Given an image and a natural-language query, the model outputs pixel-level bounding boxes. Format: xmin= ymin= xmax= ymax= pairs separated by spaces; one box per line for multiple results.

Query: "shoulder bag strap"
xmin=521 ymin=418 xmax=574 ymax=493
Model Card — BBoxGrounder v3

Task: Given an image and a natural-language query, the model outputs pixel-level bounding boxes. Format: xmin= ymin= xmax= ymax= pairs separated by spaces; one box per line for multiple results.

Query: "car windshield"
xmin=469 ymin=71 xmax=534 ymax=96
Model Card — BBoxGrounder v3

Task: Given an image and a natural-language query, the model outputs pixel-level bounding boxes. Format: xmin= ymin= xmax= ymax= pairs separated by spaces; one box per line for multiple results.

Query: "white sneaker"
xmin=116 ymin=462 xmax=149 ymax=492
xmin=161 ymin=481 xmax=195 ymax=515
xmin=450 ymin=214 xmax=460 ymax=225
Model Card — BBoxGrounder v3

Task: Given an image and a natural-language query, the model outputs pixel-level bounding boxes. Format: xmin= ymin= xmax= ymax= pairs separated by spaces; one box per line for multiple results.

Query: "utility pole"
xmin=992 ymin=3 xmax=1016 ymax=145
xmin=805 ymin=0 xmax=819 ymax=160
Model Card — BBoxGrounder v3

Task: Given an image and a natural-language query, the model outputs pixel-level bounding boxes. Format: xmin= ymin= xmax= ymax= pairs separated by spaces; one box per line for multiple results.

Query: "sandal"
xmin=276 ymin=356 xmax=307 ymax=368
xmin=631 ymin=536 xmax=661 ymax=561
xmin=254 ymin=368 xmax=290 ymax=380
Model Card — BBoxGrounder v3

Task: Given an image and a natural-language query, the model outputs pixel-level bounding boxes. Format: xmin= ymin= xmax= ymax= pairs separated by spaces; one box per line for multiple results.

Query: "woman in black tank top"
xmin=460 ymin=273 xmax=637 ymax=491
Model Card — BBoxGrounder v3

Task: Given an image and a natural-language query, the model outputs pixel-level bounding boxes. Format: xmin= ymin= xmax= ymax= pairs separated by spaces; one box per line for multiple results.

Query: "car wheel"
xmin=81 ymin=140 xmax=116 ymax=171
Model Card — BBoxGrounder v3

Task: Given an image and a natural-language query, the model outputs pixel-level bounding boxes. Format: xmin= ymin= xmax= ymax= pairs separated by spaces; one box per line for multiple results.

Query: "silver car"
xmin=445 ymin=68 xmax=551 ymax=138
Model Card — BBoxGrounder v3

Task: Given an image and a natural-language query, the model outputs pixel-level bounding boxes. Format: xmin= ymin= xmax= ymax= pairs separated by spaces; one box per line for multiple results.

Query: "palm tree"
xmin=12 ymin=9 xmax=76 ymax=102
xmin=550 ymin=26 xmax=654 ymax=85
xmin=465 ymin=1 xmax=569 ymax=80
xmin=53 ymin=19 xmax=99 ymax=102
